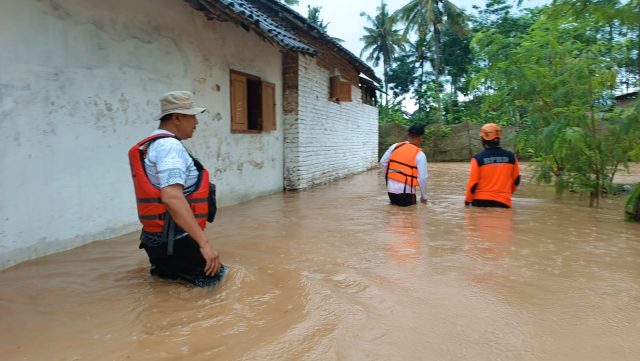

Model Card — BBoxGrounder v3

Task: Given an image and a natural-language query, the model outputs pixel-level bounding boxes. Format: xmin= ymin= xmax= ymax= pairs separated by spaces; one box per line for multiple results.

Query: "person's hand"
xmin=199 ymin=242 xmax=221 ymax=276
xmin=420 ymin=196 xmax=428 ymax=204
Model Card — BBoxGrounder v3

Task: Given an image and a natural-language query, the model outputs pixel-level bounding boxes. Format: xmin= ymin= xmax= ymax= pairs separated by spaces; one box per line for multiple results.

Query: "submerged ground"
xmin=1 ymin=162 xmax=639 ymax=360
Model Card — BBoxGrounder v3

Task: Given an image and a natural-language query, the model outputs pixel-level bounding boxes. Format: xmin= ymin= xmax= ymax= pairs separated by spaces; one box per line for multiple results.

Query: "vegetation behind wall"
xmin=379 ymin=122 xmax=516 ymax=162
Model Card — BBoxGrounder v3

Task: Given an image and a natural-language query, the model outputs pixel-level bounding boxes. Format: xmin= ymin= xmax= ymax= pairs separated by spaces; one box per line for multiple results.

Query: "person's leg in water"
xmin=471 ymin=199 xmax=510 ymax=208
xmin=388 ymin=192 xmax=417 ymax=207
xmin=144 ymin=235 xmax=227 ymax=287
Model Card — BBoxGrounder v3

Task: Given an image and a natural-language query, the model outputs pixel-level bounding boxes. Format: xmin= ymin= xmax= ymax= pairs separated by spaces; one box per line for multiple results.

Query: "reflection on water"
xmin=383 ymin=209 xmax=423 ymax=263
xmin=1 ymin=163 xmax=639 ymax=360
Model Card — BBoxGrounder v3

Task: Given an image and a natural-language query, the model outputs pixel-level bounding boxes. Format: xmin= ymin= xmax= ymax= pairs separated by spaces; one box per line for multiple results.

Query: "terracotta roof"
xmin=187 ymin=0 xmax=380 ymax=84
xmin=191 ymin=0 xmax=316 ymax=55
xmin=253 ymin=0 xmax=380 ymax=84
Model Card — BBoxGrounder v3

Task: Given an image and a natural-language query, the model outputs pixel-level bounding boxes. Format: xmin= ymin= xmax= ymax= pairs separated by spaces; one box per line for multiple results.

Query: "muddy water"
xmin=1 ymin=163 xmax=639 ymax=361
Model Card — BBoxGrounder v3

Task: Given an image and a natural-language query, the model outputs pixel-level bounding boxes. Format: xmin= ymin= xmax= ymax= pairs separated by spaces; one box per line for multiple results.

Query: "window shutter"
xmin=329 ymin=76 xmax=352 ymax=102
xmin=230 ymin=72 xmax=247 ymax=131
xmin=338 ymin=81 xmax=352 ymax=102
xmin=261 ymin=81 xmax=276 ymax=131
xmin=330 ymin=76 xmax=340 ymax=101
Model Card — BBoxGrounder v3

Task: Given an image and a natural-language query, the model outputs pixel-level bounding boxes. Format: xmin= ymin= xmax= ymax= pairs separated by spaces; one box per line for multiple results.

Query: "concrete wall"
xmin=284 ymin=55 xmax=379 ymax=189
xmin=379 ymin=122 xmax=518 ymax=162
xmin=0 ymin=0 xmax=284 ymax=269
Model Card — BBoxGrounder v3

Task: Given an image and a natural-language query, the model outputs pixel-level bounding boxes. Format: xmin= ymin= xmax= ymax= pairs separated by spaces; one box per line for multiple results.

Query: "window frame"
xmin=229 ymin=70 xmax=276 ymax=134
xmin=329 ymin=76 xmax=352 ymax=103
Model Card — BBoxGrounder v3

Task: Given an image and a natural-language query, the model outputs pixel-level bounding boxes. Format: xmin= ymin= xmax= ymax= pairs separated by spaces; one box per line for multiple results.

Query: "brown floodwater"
xmin=1 ymin=163 xmax=639 ymax=361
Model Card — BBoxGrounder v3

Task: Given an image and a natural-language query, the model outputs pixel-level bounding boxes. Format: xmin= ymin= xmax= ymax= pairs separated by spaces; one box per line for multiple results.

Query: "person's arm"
xmin=416 ymin=151 xmax=428 ymax=204
xmin=465 ymin=158 xmax=479 ymax=205
xmin=161 ymin=185 xmax=221 ymax=276
xmin=512 ymin=158 xmax=521 ymax=193
xmin=379 ymin=144 xmax=395 ymax=173
xmin=152 ymin=139 xmax=221 ymax=276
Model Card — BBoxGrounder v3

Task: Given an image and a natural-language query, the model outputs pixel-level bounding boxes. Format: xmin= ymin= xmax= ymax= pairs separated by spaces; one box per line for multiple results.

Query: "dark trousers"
xmin=388 ymin=192 xmax=417 ymax=207
xmin=142 ymin=235 xmax=224 ymax=287
xmin=471 ymin=199 xmax=510 ymax=208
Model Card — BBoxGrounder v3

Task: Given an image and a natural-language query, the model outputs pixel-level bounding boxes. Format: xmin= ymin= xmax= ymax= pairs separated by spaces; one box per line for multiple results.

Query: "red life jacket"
xmin=128 ymin=134 xmax=210 ymax=233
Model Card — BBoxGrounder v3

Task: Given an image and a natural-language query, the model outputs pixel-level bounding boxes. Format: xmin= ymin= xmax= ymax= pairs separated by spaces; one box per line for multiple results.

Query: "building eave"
xmin=251 ymin=0 xmax=381 ymax=84
xmin=186 ymin=0 xmax=317 ymax=55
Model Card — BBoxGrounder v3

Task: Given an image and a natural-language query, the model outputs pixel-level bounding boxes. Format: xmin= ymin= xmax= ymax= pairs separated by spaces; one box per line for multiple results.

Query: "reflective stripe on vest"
xmin=387 ymin=142 xmax=421 ymax=187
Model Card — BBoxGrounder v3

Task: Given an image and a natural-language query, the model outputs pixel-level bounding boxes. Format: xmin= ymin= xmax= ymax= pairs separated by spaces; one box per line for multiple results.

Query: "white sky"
xmin=290 ymin=0 xmax=550 ymax=69
xmin=288 ymin=0 xmax=550 ymax=111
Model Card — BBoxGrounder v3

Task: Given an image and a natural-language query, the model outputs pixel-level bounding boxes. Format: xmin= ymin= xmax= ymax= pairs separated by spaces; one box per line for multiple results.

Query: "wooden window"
xmin=230 ymin=70 xmax=276 ymax=133
xmin=261 ymin=82 xmax=276 ymax=131
xmin=230 ymin=72 xmax=248 ymax=132
xmin=330 ymin=76 xmax=352 ymax=103
xmin=360 ymin=84 xmax=377 ymax=107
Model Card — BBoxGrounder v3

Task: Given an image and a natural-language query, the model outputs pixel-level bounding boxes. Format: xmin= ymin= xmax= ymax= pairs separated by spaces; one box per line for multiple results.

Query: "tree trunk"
xmin=637 ymin=25 xmax=640 ymax=80
xmin=433 ymin=23 xmax=442 ymax=123
xmin=588 ymin=76 xmax=600 ymax=208
xmin=383 ymin=59 xmax=389 ymax=108
xmin=417 ymin=61 xmax=425 ymax=110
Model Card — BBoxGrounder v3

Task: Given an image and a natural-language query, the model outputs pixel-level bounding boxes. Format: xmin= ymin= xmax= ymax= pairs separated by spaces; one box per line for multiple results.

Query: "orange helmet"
xmin=479 ymin=123 xmax=502 ymax=140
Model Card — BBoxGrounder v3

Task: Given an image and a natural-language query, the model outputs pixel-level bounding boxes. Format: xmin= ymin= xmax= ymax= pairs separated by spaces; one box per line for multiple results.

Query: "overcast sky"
xmin=289 ymin=0 xmax=550 ymax=77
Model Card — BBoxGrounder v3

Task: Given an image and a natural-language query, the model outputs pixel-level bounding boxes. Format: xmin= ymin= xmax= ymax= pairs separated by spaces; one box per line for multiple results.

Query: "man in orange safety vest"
xmin=465 ymin=123 xmax=520 ymax=208
xmin=380 ymin=124 xmax=429 ymax=207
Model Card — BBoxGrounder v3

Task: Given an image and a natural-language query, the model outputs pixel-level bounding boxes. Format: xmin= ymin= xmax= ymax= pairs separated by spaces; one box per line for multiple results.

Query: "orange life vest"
xmin=386 ymin=142 xmax=421 ymax=187
xmin=128 ymin=134 xmax=210 ymax=233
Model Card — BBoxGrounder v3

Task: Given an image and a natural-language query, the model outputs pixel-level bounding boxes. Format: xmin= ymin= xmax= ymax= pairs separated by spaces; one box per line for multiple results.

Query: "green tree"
xmin=603 ymin=101 xmax=640 ymax=188
xmin=440 ymin=25 xmax=473 ymax=97
xmin=393 ymin=0 xmax=469 ymax=121
xmin=471 ymin=0 xmax=536 ymax=37
xmin=386 ymin=52 xmax=417 ymax=99
xmin=405 ymin=36 xmax=433 ymax=110
xmin=472 ymin=1 xmax=640 ymax=207
xmin=378 ymin=98 xmax=410 ymax=125
xmin=608 ymin=0 xmax=639 ymax=91
xmin=307 ymin=5 xmax=328 ymax=31
xmin=360 ymin=1 xmax=407 ymax=106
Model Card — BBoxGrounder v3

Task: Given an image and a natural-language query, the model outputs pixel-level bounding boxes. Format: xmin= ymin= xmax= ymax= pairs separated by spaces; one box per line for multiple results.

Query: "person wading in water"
xmin=465 ymin=123 xmax=520 ymax=208
xmin=380 ymin=124 xmax=429 ymax=207
xmin=128 ymin=91 xmax=225 ymax=287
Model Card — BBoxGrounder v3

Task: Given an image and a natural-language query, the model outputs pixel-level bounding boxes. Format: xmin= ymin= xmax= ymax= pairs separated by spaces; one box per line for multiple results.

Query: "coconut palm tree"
xmin=360 ymin=1 xmax=407 ymax=106
xmin=407 ymin=35 xmax=432 ymax=110
xmin=394 ymin=0 xmax=468 ymax=120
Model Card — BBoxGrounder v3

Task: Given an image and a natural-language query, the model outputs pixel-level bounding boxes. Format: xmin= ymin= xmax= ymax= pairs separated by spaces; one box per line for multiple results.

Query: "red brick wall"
xmin=282 ymin=50 xmax=299 ymax=115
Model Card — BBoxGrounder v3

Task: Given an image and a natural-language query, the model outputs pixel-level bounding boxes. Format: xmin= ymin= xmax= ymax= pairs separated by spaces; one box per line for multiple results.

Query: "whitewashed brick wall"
xmin=284 ymin=56 xmax=378 ymax=189
xmin=0 ymin=0 xmax=285 ymax=269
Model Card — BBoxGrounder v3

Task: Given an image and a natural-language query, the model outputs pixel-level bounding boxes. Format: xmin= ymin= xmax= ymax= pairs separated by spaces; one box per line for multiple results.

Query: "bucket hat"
xmin=156 ymin=91 xmax=206 ymax=120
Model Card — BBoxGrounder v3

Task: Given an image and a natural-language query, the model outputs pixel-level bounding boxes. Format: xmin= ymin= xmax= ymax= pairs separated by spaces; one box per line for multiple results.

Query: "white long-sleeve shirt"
xmin=379 ymin=142 xmax=429 ymax=199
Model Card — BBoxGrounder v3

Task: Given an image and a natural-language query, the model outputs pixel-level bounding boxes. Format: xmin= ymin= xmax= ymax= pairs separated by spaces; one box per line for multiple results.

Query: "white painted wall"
xmin=0 ymin=0 xmax=284 ymax=269
xmin=284 ymin=56 xmax=379 ymax=189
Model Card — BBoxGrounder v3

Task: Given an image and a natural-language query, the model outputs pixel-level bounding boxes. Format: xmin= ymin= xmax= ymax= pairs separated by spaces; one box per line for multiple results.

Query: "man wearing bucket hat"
xmin=128 ymin=91 xmax=225 ymax=287
xmin=464 ymin=123 xmax=520 ymax=208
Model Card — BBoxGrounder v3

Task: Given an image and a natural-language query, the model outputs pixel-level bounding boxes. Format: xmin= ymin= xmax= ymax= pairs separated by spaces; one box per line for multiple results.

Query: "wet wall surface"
xmin=1 ymin=163 xmax=639 ymax=360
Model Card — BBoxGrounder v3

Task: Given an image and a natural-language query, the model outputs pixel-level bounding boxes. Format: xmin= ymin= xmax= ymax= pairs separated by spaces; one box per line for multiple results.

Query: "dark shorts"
xmin=471 ymin=199 xmax=510 ymax=208
xmin=141 ymin=235 xmax=226 ymax=287
xmin=388 ymin=192 xmax=417 ymax=207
